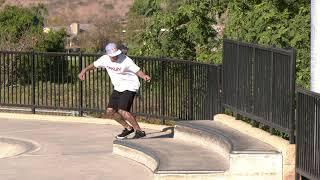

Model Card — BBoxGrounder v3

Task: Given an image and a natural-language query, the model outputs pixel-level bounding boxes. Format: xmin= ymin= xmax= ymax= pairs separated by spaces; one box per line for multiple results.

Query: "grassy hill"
xmin=0 ymin=0 xmax=133 ymax=25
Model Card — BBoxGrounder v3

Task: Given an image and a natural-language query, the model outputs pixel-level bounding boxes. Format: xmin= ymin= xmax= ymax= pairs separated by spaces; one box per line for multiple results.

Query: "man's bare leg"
xmin=104 ymin=108 xmax=132 ymax=129
xmin=118 ymin=109 xmax=142 ymax=131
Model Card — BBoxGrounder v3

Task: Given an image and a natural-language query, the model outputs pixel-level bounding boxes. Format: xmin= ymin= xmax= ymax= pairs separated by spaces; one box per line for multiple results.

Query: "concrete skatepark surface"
xmin=0 ymin=118 xmax=153 ymax=180
xmin=0 ymin=113 xmax=288 ymax=180
xmin=0 ymin=137 xmax=38 ymax=159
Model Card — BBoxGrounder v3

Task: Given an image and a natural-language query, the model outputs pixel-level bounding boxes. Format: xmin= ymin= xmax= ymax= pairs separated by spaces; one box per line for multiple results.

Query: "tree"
xmin=130 ymin=0 xmax=161 ymax=17
xmin=224 ymin=1 xmax=310 ymax=88
xmin=0 ymin=5 xmax=44 ymax=42
xmin=0 ymin=5 xmax=68 ymax=85
xmin=35 ymin=30 xmax=67 ymax=52
xmin=128 ymin=0 xmax=220 ymax=63
xmin=0 ymin=5 xmax=66 ymax=52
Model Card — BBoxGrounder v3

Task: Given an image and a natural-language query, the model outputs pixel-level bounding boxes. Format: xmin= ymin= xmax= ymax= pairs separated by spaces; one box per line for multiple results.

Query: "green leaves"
xmin=128 ymin=0 xmax=219 ymax=63
xmin=0 ymin=6 xmax=44 ymax=42
xmin=0 ymin=5 xmax=66 ymax=52
xmin=130 ymin=0 xmax=161 ymax=17
xmin=35 ymin=30 xmax=67 ymax=52
xmin=128 ymin=0 xmax=310 ymax=77
xmin=225 ymin=1 xmax=310 ymax=88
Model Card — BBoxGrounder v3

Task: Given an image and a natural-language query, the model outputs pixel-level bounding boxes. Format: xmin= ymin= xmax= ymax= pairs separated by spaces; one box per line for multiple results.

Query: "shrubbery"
xmin=0 ymin=5 xmax=70 ymax=85
xmin=128 ymin=0 xmax=310 ymax=88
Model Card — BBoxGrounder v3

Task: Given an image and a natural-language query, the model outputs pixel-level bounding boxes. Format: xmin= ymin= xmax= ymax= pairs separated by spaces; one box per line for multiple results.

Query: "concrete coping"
xmin=113 ymin=140 xmax=160 ymax=172
xmin=112 ymin=140 xmax=227 ymax=177
xmin=174 ymin=120 xmax=280 ymax=163
xmin=174 ymin=125 xmax=232 ymax=161
xmin=214 ymin=114 xmax=296 ymax=180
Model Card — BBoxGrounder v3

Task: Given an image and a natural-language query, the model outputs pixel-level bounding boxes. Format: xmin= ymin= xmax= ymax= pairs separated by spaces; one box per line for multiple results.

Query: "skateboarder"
xmin=78 ymin=42 xmax=151 ymax=139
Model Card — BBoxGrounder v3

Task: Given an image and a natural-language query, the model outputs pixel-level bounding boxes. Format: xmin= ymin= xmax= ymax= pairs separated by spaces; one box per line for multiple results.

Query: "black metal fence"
xmin=296 ymin=88 xmax=320 ymax=180
xmin=0 ymin=51 xmax=221 ymax=120
xmin=3 ymin=40 xmax=320 ymax=179
xmin=222 ymin=39 xmax=296 ymax=143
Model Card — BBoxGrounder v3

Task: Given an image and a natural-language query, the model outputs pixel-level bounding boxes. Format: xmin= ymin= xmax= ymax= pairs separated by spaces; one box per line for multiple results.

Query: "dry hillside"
xmin=0 ymin=0 xmax=133 ymax=25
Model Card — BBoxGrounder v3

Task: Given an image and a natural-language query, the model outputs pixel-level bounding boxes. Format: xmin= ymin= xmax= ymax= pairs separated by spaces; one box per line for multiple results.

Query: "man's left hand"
xmin=143 ymin=75 xmax=151 ymax=82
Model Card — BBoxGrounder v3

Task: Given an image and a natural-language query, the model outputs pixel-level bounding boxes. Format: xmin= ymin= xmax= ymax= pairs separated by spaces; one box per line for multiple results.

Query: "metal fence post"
xmin=161 ymin=60 xmax=165 ymax=124
xmin=189 ymin=63 xmax=194 ymax=120
xmin=207 ymin=65 xmax=215 ymax=119
xmin=218 ymin=64 xmax=223 ymax=114
xmin=251 ymin=46 xmax=255 ymax=114
xmin=269 ymin=50 xmax=274 ymax=134
xmin=78 ymin=52 xmax=83 ymax=116
xmin=206 ymin=66 xmax=212 ymax=119
xmin=289 ymin=48 xmax=296 ymax=144
xmin=235 ymin=41 xmax=240 ymax=119
xmin=31 ymin=51 xmax=35 ymax=114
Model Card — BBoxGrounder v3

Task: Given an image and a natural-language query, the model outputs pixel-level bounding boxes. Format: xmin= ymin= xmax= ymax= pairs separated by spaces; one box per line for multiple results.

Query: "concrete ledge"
xmin=113 ymin=135 xmax=228 ymax=180
xmin=113 ymin=140 xmax=282 ymax=180
xmin=154 ymin=174 xmax=281 ymax=180
xmin=154 ymin=173 xmax=226 ymax=180
xmin=113 ymin=142 xmax=159 ymax=172
xmin=113 ymin=141 xmax=227 ymax=180
xmin=215 ymin=114 xmax=295 ymax=180
xmin=114 ymin=122 xmax=282 ymax=180
xmin=229 ymin=153 xmax=282 ymax=177
xmin=175 ymin=120 xmax=282 ymax=179
xmin=0 ymin=112 xmax=169 ymax=131
xmin=174 ymin=125 xmax=231 ymax=161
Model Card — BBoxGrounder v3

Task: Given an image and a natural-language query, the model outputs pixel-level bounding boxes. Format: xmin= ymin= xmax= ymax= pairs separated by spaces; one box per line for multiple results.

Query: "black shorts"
xmin=107 ymin=90 xmax=136 ymax=112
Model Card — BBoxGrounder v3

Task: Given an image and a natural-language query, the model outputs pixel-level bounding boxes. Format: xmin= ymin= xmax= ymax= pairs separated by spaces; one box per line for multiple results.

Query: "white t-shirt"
xmin=93 ymin=54 xmax=141 ymax=92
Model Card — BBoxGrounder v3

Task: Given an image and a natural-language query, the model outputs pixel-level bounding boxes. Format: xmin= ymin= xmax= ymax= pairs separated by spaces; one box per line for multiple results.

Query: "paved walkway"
xmin=0 ymin=118 xmax=153 ymax=180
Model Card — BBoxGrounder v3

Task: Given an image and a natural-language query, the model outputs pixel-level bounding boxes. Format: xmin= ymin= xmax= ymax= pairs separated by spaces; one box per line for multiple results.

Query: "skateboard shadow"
xmin=144 ymin=127 xmax=174 ymax=139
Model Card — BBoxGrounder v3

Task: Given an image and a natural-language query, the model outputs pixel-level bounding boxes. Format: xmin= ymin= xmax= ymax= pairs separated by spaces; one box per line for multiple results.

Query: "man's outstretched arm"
xmin=136 ymin=70 xmax=151 ymax=82
xmin=78 ymin=63 xmax=96 ymax=81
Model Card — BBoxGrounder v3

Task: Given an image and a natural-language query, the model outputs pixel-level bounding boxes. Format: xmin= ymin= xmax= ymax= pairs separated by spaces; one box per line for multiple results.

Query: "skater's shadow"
xmin=144 ymin=127 xmax=174 ymax=139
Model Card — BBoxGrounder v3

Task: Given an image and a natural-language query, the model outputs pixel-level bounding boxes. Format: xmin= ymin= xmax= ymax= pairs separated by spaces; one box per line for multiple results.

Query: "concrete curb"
xmin=214 ymin=114 xmax=295 ymax=180
xmin=113 ymin=141 xmax=281 ymax=180
xmin=113 ymin=141 xmax=227 ymax=180
xmin=113 ymin=143 xmax=159 ymax=173
xmin=174 ymin=121 xmax=282 ymax=179
xmin=174 ymin=125 xmax=231 ymax=161
xmin=0 ymin=112 xmax=169 ymax=131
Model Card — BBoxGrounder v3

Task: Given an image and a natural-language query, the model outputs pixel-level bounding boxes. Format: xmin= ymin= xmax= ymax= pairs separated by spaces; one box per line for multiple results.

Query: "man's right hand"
xmin=78 ymin=63 xmax=95 ymax=81
xmin=78 ymin=71 xmax=86 ymax=81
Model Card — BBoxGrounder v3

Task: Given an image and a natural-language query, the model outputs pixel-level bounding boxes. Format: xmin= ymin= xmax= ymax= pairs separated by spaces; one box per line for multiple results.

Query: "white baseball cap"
xmin=105 ymin=43 xmax=122 ymax=57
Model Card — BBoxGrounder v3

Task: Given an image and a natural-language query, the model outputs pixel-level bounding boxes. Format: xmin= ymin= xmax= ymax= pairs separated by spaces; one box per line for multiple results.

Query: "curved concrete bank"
xmin=0 ymin=137 xmax=38 ymax=158
xmin=112 ymin=129 xmax=229 ymax=180
xmin=214 ymin=114 xmax=296 ymax=180
xmin=114 ymin=120 xmax=283 ymax=180
xmin=113 ymin=141 xmax=159 ymax=172
xmin=0 ymin=112 xmax=286 ymax=179
xmin=175 ymin=120 xmax=282 ymax=180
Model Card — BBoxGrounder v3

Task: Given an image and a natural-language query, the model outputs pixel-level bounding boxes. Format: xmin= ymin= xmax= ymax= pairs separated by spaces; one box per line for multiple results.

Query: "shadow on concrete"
xmin=145 ymin=127 xmax=174 ymax=139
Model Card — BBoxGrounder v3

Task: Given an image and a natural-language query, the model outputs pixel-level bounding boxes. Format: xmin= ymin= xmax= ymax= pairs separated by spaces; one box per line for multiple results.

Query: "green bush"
xmin=130 ymin=0 xmax=161 ymax=17
xmin=35 ymin=30 xmax=67 ymax=52
xmin=130 ymin=0 xmax=219 ymax=63
xmin=0 ymin=5 xmax=44 ymax=42
xmin=0 ymin=5 xmax=69 ymax=84
xmin=224 ymin=1 xmax=310 ymax=88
